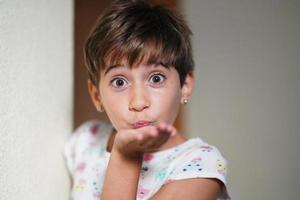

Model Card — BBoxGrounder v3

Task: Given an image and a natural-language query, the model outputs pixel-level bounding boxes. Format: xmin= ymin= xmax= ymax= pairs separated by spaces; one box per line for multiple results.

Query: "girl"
xmin=64 ymin=0 xmax=230 ymax=199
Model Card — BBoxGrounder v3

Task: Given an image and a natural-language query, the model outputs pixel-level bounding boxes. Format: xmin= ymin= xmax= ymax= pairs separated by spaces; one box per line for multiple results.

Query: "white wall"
xmin=0 ymin=1 xmax=73 ymax=200
xmin=182 ymin=0 xmax=300 ymax=199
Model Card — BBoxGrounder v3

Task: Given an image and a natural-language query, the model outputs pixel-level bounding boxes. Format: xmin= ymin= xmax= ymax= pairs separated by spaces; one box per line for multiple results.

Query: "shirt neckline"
xmin=151 ymin=137 xmax=203 ymax=156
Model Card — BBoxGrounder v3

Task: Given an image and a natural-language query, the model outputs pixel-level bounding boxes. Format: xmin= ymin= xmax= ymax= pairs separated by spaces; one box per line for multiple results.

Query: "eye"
xmin=149 ymin=73 xmax=166 ymax=84
xmin=111 ymin=77 xmax=128 ymax=88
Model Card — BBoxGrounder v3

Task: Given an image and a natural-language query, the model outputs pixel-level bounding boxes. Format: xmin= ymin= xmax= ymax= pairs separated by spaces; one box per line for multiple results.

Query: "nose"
xmin=129 ymin=85 xmax=150 ymax=112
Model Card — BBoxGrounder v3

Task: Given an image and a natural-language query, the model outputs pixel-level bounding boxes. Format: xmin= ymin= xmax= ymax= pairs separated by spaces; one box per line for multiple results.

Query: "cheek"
xmin=100 ymin=93 xmax=128 ymax=128
xmin=152 ymin=89 xmax=182 ymax=123
xmin=103 ymin=105 xmax=125 ymax=130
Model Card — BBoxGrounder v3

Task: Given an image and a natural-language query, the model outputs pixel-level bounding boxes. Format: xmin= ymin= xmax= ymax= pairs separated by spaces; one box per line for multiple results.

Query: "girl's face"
xmin=88 ymin=61 xmax=194 ymax=131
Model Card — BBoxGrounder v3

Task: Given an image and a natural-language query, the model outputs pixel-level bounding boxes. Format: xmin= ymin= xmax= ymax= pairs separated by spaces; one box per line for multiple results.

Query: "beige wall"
xmin=0 ymin=0 xmax=73 ymax=199
xmin=182 ymin=0 xmax=300 ymax=199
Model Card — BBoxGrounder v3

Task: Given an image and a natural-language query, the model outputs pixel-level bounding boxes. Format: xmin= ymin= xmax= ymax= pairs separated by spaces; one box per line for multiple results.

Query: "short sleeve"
xmin=63 ymin=120 xmax=113 ymax=200
xmin=167 ymin=144 xmax=230 ymax=199
xmin=63 ymin=120 xmax=111 ymax=176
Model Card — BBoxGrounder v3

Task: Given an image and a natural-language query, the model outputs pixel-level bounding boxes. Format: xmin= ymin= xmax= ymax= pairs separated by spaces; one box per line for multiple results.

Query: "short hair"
xmin=84 ymin=0 xmax=194 ymax=87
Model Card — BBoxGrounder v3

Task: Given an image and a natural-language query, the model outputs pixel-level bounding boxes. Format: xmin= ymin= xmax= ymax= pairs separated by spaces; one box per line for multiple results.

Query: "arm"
xmin=150 ymin=178 xmax=222 ymax=200
xmin=100 ymin=148 xmax=142 ymax=200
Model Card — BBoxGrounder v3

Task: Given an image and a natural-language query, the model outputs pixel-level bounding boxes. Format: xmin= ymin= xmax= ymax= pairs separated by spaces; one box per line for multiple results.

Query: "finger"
xmin=152 ymin=131 xmax=171 ymax=148
xmin=157 ymin=123 xmax=174 ymax=136
xmin=168 ymin=125 xmax=177 ymax=136
xmin=143 ymin=128 xmax=171 ymax=150
xmin=156 ymin=122 xmax=168 ymax=132
xmin=136 ymin=126 xmax=158 ymax=146
xmin=135 ymin=124 xmax=173 ymax=151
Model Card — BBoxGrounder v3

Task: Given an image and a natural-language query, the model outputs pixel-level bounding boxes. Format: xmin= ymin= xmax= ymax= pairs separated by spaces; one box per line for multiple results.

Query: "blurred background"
xmin=1 ymin=0 xmax=299 ymax=199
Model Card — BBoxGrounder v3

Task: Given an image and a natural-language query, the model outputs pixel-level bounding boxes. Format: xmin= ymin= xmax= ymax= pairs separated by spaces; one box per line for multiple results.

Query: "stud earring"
xmin=96 ymin=104 xmax=104 ymax=112
xmin=183 ymin=98 xmax=189 ymax=104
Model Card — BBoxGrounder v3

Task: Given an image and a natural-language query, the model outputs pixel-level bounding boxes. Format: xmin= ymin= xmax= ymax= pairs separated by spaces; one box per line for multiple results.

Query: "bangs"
xmin=101 ymin=36 xmax=180 ymax=69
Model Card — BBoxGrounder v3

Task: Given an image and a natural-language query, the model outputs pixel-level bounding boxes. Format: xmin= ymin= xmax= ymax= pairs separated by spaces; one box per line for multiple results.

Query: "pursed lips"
xmin=132 ymin=121 xmax=156 ymax=129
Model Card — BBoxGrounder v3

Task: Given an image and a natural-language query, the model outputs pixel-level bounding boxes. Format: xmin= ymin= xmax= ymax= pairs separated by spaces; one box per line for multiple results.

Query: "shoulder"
xmin=165 ymin=138 xmax=230 ymax=199
xmin=168 ymin=138 xmax=227 ymax=181
xmin=65 ymin=119 xmax=112 ymax=151
xmin=72 ymin=119 xmax=112 ymax=137
xmin=63 ymin=120 xmax=112 ymax=175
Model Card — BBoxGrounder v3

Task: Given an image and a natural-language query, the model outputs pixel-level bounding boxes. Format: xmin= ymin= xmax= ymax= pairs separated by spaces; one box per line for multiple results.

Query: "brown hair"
xmin=84 ymin=0 xmax=194 ymax=87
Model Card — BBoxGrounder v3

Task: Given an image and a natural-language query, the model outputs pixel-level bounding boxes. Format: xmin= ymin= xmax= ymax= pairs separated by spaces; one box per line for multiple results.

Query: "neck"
xmin=156 ymin=133 xmax=186 ymax=152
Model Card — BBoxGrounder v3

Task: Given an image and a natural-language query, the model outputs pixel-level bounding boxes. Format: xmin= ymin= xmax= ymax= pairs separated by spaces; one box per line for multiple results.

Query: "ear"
xmin=181 ymin=71 xmax=195 ymax=103
xmin=87 ymin=79 xmax=102 ymax=111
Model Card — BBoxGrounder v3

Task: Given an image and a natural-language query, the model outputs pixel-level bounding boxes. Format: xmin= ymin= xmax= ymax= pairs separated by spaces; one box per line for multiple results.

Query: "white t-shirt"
xmin=64 ymin=120 xmax=230 ymax=200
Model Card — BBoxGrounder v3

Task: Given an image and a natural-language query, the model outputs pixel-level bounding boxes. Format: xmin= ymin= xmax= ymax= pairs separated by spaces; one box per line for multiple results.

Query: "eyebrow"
xmin=103 ymin=62 xmax=170 ymax=76
xmin=104 ymin=64 xmax=124 ymax=75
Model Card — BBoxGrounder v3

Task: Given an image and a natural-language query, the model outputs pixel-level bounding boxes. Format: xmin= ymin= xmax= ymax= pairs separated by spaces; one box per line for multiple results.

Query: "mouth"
xmin=132 ymin=121 xmax=156 ymax=129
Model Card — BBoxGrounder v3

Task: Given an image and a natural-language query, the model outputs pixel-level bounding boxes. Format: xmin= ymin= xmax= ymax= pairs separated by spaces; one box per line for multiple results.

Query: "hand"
xmin=113 ymin=122 xmax=176 ymax=158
